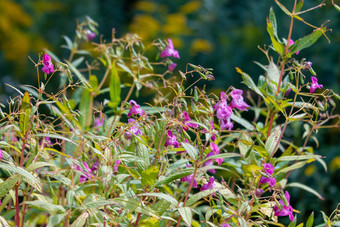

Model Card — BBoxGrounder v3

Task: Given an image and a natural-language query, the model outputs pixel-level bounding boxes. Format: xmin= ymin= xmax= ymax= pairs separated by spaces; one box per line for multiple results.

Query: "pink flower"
xmin=42 ymin=54 xmax=54 ymax=74
xmin=182 ymin=111 xmax=199 ymax=131
xmin=168 ymin=63 xmax=177 ymax=72
xmin=165 ymin=130 xmax=180 ymax=148
xmin=180 ymin=165 xmax=197 ymax=188
xmin=200 ymin=176 xmax=215 ymax=191
xmin=310 ymin=76 xmax=323 ymax=93
xmin=273 ymin=191 xmax=295 ymax=222
xmin=221 ymin=224 xmax=231 ymax=227
xmin=76 ymin=162 xmax=95 ymax=183
xmin=160 ymin=39 xmax=180 ymax=59
xmin=114 ymin=160 xmax=121 ymax=172
xmin=263 ymin=163 xmax=274 ymax=175
xmin=0 ymin=149 xmax=3 ymax=160
xmin=203 ymin=143 xmax=223 ymax=173
xmin=220 ymin=118 xmax=233 ymax=131
xmin=304 ymin=61 xmax=312 ymax=70
xmin=214 ymin=92 xmax=233 ymax=120
xmin=94 ymin=117 xmax=104 ymax=128
xmin=85 ymin=29 xmax=96 ymax=41
xmin=288 ymin=39 xmax=299 ymax=55
xmin=127 ymin=100 xmax=145 ymax=117
xmin=125 ymin=119 xmax=142 ymax=139
xmin=260 ymin=176 xmax=276 ymax=187
xmin=229 ymin=89 xmax=250 ymax=111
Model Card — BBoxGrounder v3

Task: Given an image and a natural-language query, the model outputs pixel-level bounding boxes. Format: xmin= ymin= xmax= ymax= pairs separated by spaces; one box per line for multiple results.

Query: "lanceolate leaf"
xmin=178 ymin=207 xmax=192 ymax=226
xmin=267 ymin=59 xmax=280 ymax=91
xmin=236 ymin=67 xmax=265 ymax=99
xmin=181 ymin=142 xmax=198 ymax=160
xmin=137 ymin=193 xmax=178 ymax=206
xmin=155 ymin=168 xmax=195 ymax=187
xmin=288 ymin=28 xmax=326 ymax=57
xmin=269 ymin=7 xmax=278 ymax=39
xmin=19 ymin=92 xmax=31 ymax=136
xmin=266 ymin=18 xmax=284 ymax=55
xmin=79 ymin=87 xmax=92 ymax=129
xmin=24 ymin=200 xmax=66 ymax=215
xmin=109 ymin=62 xmax=121 ymax=109
xmin=286 ymin=182 xmax=324 ymax=200
xmin=70 ymin=213 xmax=88 ymax=227
xmin=113 ymin=198 xmax=159 ymax=218
xmin=186 ymin=189 xmax=218 ymax=207
xmin=0 ymin=174 xmax=21 ymax=197
xmin=265 ymin=126 xmax=281 ymax=156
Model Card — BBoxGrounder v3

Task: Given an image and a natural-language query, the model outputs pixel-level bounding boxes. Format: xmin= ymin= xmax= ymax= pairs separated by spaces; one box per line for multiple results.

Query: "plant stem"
xmin=15 ymin=184 xmax=20 ymax=227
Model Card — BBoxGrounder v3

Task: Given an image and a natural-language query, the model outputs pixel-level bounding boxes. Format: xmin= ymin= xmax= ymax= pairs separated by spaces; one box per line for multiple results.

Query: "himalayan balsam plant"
xmin=0 ymin=1 xmax=340 ymax=227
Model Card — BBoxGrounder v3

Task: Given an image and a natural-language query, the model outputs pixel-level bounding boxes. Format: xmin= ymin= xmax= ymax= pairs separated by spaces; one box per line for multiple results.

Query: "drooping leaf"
xmin=236 ymin=67 xmax=265 ymax=99
xmin=265 ymin=126 xmax=281 ymax=156
xmin=108 ymin=62 xmax=121 ymax=109
xmin=0 ymin=174 xmax=21 ymax=197
xmin=238 ymin=133 xmax=253 ymax=157
xmin=141 ymin=166 xmax=159 ymax=187
xmin=267 ymin=60 xmax=281 ymax=91
xmin=286 ymin=182 xmax=324 ymax=200
xmin=155 ymin=168 xmax=195 ymax=187
xmin=186 ymin=189 xmax=218 ymax=207
xmin=230 ymin=114 xmax=254 ymax=130
xmin=24 ymin=200 xmax=66 ymax=215
xmin=277 ymin=154 xmax=321 ymax=162
xmin=181 ymin=142 xmax=198 ymax=160
xmin=19 ymin=91 xmax=31 ymax=136
xmin=277 ymin=161 xmax=307 ymax=174
xmin=178 ymin=207 xmax=192 ymax=227
xmin=138 ymin=192 xmax=178 ymax=206
xmin=66 ymin=60 xmax=90 ymax=88
xmin=70 ymin=212 xmax=89 ymax=227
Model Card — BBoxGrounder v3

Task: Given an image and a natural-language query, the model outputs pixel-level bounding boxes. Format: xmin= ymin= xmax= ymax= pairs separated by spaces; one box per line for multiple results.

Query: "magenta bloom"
xmin=310 ymin=76 xmax=323 ymax=93
xmin=182 ymin=111 xmax=199 ymax=131
xmin=125 ymin=119 xmax=142 ymax=139
xmin=180 ymin=165 xmax=197 ymax=188
xmin=0 ymin=149 xmax=3 ymax=160
xmin=165 ymin=130 xmax=180 ymax=148
xmin=76 ymin=162 xmax=95 ymax=183
xmin=273 ymin=191 xmax=294 ymax=222
xmin=229 ymin=89 xmax=250 ymax=111
xmin=200 ymin=176 xmax=215 ymax=191
xmin=160 ymin=39 xmax=180 ymax=59
xmin=168 ymin=63 xmax=177 ymax=72
xmin=42 ymin=54 xmax=54 ymax=74
xmin=288 ymin=39 xmax=300 ymax=55
xmin=220 ymin=118 xmax=233 ymax=131
xmin=260 ymin=176 xmax=276 ymax=187
xmin=94 ymin=117 xmax=104 ymax=128
xmin=221 ymin=224 xmax=231 ymax=227
xmin=263 ymin=163 xmax=274 ymax=175
xmin=304 ymin=61 xmax=312 ymax=70
xmin=203 ymin=143 xmax=223 ymax=173
xmin=85 ymin=29 xmax=96 ymax=41
xmin=214 ymin=92 xmax=233 ymax=120
xmin=127 ymin=100 xmax=145 ymax=117
xmin=114 ymin=160 xmax=121 ymax=172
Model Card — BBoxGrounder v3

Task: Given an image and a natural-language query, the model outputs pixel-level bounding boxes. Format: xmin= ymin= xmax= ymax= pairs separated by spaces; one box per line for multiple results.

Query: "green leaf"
xmin=138 ymin=193 xmax=178 ymax=206
xmin=108 ymin=62 xmax=121 ymax=109
xmin=295 ymin=0 xmax=304 ymax=13
xmin=79 ymin=87 xmax=92 ymax=129
xmin=277 ymin=161 xmax=307 ymax=174
xmin=24 ymin=200 xmax=65 ymax=215
xmin=47 ymin=213 xmax=67 ymax=227
xmin=333 ymin=3 xmax=340 ymax=13
xmin=141 ymin=166 xmax=159 ymax=187
xmin=136 ymin=143 xmax=151 ymax=172
xmin=19 ymin=91 xmax=31 ymax=136
xmin=202 ymin=153 xmax=241 ymax=163
xmin=88 ymin=75 xmax=98 ymax=93
xmin=0 ymin=174 xmax=21 ymax=197
xmin=265 ymin=126 xmax=281 ymax=156
xmin=0 ymin=163 xmax=42 ymax=192
xmin=155 ymin=168 xmax=195 ymax=187
xmin=269 ymin=7 xmax=278 ymax=39
xmin=266 ymin=18 xmax=284 ymax=55
xmin=0 ymin=216 xmax=10 ymax=227
xmin=178 ymin=207 xmax=192 ymax=227
xmin=113 ymin=198 xmax=159 ymax=218
xmin=288 ymin=28 xmax=326 ymax=57
xmin=236 ymin=67 xmax=265 ymax=99
xmin=26 ymin=162 xmax=58 ymax=172
xmin=286 ymin=182 xmax=324 ymax=200
xmin=151 ymin=199 xmax=171 ymax=216
xmin=181 ymin=142 xmax=198 ymax=160
xmin=320 ymin=211 xmax=331 ymax=226
xmin=63 ymin=36 xmax=73 ymax=49
xmin=275 ymin=0 xmax=292 ymax=16
xmin=238 ymin=133 xmax=253 ymax=157
xmin=267 ymin=59 xmax=280 ymax=91
xmin=186 ymin=189 xmax=217 ymax=207
xmin=230 ymin=114 xmax=254 ymax=130
xmin=277 ymin=154 xmax=321 ymax=162
xmin=70 ymin=212 xmax=89 ymax=227
xmin=306 ymin=212 xmax=314 ymax=227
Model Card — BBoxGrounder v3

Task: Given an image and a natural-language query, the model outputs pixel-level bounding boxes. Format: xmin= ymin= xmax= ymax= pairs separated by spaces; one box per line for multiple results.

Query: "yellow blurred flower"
xmin=129 ymin=15 xmax=160 ymax=40
xmin=190 ymin=39 xmax=213 ymax=55
xmin=163 ymin=13 xmax=190 ymax=36
xmin=180 ymin=1 xmax=202 ymax=14
xmin=304 ymin=165 xmax=316 ymax=177
xmin=330 ymin=156 xmax=340 ymax=171
xmin=135 ymin=1 xmax=157 ymax=13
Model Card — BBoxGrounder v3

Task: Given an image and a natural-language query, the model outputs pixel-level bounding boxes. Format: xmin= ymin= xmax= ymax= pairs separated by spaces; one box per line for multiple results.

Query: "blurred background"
xmin=0 ymin=0 xmax=339 ymax=224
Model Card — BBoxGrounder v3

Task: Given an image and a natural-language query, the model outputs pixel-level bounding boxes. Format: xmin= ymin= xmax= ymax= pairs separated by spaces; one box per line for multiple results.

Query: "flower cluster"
xmin=203 ymin=143 xmax=223 ymax=174
xmin=42 ymin=54 xmax=54 ymax=74
xmin=160 ymin=38 xmax=180 ymax=72
xmin=180 ymin=164 xmax=197 ymax=188
xmin=259 ymin=163 xmax=276 ymax=187
xmin=310 ymin=76 xmax=323 ymax=93
xmin=274 ymin=191 xmax=295 ymax=222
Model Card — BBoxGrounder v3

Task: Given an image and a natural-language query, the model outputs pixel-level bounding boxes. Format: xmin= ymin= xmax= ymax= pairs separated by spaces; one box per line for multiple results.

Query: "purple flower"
xmin=160 ymin=39 xmax=180 ymax=59
xmin=127 ymin=100 xmax=145 ymax=118
xmin=285 ymin=87 xmax=292 ymax=97
xmin=221 ymin=224 xmax=231 ymax=227
xmin=114 ymin=160 xmax=121 ymax=172
xmin=214 ymin=92 xmax=233 ymax=120
xmin=125 ymin=119 xmax=142 ymax=139
xmin=203 ymin=143 xmax=223 ymax=173
xmin=273 ymin=191 xmax=294 ymax=222
xmin=229 ymin=89 xmax=250 ymax=111
xmin=42 ymin=54 xmax=54 ymax=74
xmin=263 ymin=163 xmax=274 ymax=175
xmin=0 ymin=149 xmax=3 ymax=160
xmin=165 ymin=130 xmax=180 ymax=148
xmin=304 ymin=61 xmax=312 ymax=70
xmin=180 ymin=165 xmax=197 ymax=188
xmin=288 ymin=39 xmax=300 ymax=55
xmin=168 ymin=63 xmax=177 ymax=72
xmin=310 ymin=76 xmax=323 ymax=93
xmin=200 ymin=176 xmax=215 ymax=191
xmin=85 ymin=29 xmax=96 ymax=41
xmin=76 ymin=162 xmax=95 ymax=183
xmin=220 ymin=118 xmax=233 ymax=131
xmin=94 ymin=117 xmax=104 ymax=128
xmin=255 ymin=188 xmax=264 ymax=197
xmin=260 ymin=176 xmax=276 ymax=187
xmin=182 ymin=111 xmax=199 ymax=131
